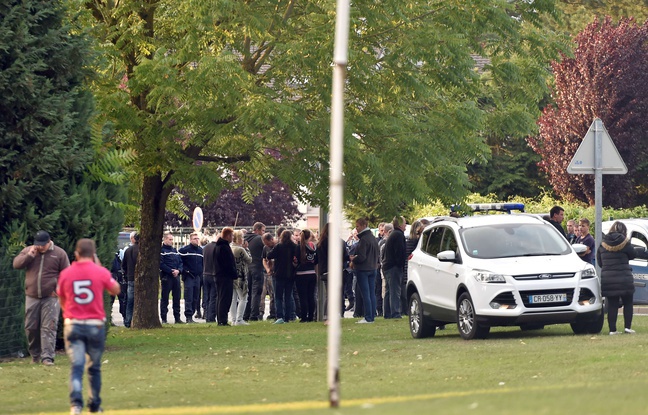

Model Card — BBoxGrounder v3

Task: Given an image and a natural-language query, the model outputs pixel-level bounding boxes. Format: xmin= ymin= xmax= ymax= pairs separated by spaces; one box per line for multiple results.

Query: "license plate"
xmin=529 ymin=293 xmax=567 ymax=304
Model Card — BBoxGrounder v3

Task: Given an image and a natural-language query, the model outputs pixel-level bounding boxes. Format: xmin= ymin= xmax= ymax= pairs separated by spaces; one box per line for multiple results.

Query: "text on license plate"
xmin=529 ymin=294 xmax=567 ymax=304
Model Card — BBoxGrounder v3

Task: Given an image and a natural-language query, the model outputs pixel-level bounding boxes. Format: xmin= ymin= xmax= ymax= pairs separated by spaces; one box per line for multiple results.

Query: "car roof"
xmin=428 ymin=213 xmax=546 ymax=230
xmin=602 ymin=218 xmax=648 ymax=232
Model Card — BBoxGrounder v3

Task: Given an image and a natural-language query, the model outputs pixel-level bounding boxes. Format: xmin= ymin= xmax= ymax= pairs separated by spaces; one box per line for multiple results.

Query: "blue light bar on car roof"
xmin=451 ymin=203 xmax=525 ymax=214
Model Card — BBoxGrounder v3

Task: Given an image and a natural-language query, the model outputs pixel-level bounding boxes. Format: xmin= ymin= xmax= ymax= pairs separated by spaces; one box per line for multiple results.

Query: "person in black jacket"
xmin=213 ymin=227 xmax=237 ymax=326
xmin=350 ymin=218 xmax=380 ymax=323
xmin=160 ymin=232 xmax=183 ymax=324
xmin=202 ymin=237 xmax=218 ymax=322
xmin=267 ymin=230 xmax=299 ymax=324
xmin=382 ymin=216 xmax=407 ymax=319
xmin=179 ymin=233 xmax=203 ymax=323
xmin=597 ymin=221 xmax=648 ymax=334
xmin=121 ymin=232 xmax=139 ymax=328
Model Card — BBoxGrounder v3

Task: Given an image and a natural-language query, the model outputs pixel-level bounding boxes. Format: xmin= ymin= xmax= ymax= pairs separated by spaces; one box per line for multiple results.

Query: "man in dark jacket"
xmin=243 ymin=222 xmax=266 ymax=321
xmin=350 ymin=218 xmax=380 ymax=323
xmin=548 ymin=205 xmax=567 ymax=238
xmin=202 ymin=236 xmax=218 ymax=322
xmin=160 ymin=232 xmax=183 ymax=324
xmin=179 ymin=233 xmax=203 ymax=323
xmin=383 ymin=216 xmax=407 ymax=319
xmin=121 ymin=232 xmax=139 ymax=328
xmin=213 ymin=227 xmax=237 ymax=326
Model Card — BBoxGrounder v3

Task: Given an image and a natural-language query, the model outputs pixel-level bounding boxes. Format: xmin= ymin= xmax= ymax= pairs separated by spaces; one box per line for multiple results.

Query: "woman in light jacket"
xmin=230 ymin=230 xmax=252 ymax=325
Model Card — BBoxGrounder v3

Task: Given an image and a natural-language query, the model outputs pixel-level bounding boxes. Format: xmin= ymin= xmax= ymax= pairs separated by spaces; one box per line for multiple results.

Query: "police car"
xmin=406 ymin=203 xmax=603 ymax=340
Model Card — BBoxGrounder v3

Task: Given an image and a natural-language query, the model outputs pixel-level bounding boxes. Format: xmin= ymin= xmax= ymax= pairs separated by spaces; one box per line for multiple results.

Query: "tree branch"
xmin=195 ymin=154 xmax=251 ymax=163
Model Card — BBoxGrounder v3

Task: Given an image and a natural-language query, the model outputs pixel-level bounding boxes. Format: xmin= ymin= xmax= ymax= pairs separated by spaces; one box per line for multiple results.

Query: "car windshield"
xmin=460 ymin=223 xmax=571 ymax=259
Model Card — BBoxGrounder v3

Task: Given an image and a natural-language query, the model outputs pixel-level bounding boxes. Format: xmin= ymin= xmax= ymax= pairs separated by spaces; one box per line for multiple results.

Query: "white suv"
xmin=406 ymin=211 xmax=603 ymax=340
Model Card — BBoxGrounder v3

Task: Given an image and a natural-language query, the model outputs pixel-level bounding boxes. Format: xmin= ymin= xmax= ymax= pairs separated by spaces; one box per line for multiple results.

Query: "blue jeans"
xmin=274 ymin=277 xmax=295 ymax=321
xmin=383 ymin=267 xmax=403 ymax=318
xmin=64 ymin=324 xmax=105 ymax=411
xmin=125 ymin=281 xmax=134 ymax=328
xmin=356 ymin=269 xmax=377 ymax=322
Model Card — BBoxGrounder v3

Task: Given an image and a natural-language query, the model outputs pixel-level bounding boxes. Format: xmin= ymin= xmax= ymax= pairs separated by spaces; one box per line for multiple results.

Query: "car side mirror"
xmin=437 ymin=250 xmax=456 ymax=262
xmin=572 ymin=243 xmax=587 ymax=254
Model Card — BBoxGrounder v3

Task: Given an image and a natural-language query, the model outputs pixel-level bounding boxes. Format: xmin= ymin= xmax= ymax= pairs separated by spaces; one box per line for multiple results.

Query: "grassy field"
xmin=2 ymin=315 xmax=648 ymax=415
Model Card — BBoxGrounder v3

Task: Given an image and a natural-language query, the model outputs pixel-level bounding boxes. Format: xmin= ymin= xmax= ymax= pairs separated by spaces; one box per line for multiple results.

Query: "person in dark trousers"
xmin=109 ymin=251 xmax=126 ymax=324
xmin=57 ymin=238 xmax=120 ymax=415
xmin=295 ymin=229 xmax=318 ymax=322
xmin=548 ymin=205 xmax=567 ymax=238
xmin=243 ymin=222 xmax=266 ymax=321
xmin=382 ymin=216 xmax=407 ymax=319
xmin=160 ymin=232 xmax=183 ymax=324
xmin=350 ymin=218 xmax=380 ymax=324
xmin=121 ymin=232 xmax=139 ymax=328
xmin=202 ymin=236 xmax=218 ymax=322
xmin=179 ymin=232 xmax=203 ymax=323
xmin=597 ymin=221 xmax=648 ymax=335
xmin=267 ymin=230 xmax=299 ymax=324
xmin=213 ymin=227 xmax=237 ymax=326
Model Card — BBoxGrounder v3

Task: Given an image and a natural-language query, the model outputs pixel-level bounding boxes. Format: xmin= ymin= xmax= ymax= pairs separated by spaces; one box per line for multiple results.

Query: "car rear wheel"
xmin=409 ymin=292 xmax=435 ymax=338
xmin=457 ymin=292 xmax=490 ymax=340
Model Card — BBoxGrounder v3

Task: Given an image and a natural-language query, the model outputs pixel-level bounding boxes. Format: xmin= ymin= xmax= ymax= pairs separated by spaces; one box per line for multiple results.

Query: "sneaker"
xmin=237 ymin=321 xmax=250 ymax=326
xmin=31 ymin=356 xmax=39 ymax=364
xmin=161 ymin=319 xmax=167 ymax=324
xmin=609 ymin=331 xmax=621 ymax=335
xmin=186 ymin=318 xmax=196 ymax=324
xmin=42 ymin=358 xmax=54 ymax=366
xmin=175 ymin=319 xmax=185 ymax=324
xmin=273 ymin=318 xmax=285 ymax=324
xmin=89 ymin=407 xmax=103 ymax=413
xmin=624 ymin=328 xmax=636 ymax=334
xmin=70 ymin=406 xmax=82 ymax=415
xmin=356 ymin=319 xmax=373 ymax=324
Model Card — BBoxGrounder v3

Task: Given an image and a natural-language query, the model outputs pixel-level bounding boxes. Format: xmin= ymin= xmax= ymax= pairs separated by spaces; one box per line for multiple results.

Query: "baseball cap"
xmin=34 ymin=230 xmax=51 ymax=246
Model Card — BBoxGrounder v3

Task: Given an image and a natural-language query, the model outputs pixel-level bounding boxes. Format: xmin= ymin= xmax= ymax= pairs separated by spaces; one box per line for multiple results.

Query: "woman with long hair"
xmin=267 ymin=230 xmax=299 ymax=324
xmin=295 ymin=229 xmax=318 ymax=322
xmin=230 ymin=230 xmax=251 ymax=325
xmin=597 ymin=221 xmax=648 ymax=334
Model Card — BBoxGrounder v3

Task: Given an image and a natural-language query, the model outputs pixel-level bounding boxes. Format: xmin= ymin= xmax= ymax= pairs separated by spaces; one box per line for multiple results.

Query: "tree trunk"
xmin=132 ymin=174 xmax=172 ymax=329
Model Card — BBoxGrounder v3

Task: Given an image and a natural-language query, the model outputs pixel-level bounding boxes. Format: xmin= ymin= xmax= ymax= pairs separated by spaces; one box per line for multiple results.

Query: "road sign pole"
xmin=594 ymin=119 xmax=603 ymax=273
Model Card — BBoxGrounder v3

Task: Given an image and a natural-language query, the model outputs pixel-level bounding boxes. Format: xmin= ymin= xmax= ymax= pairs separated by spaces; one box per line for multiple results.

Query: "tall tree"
xmin=0 ymin=0 xmax=124 ymax=357
xmin=528 ymin=17 xmax=648 ymax=207
xmin=79 ymin=0 xmax=567 ymax=328
xmin=557 ymin=0 xmax=648 ymax=34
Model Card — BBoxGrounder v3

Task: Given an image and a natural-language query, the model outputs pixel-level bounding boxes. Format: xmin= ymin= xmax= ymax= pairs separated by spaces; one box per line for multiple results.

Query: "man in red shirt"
xmin=57 ymin=239 xmax=120 ymax=415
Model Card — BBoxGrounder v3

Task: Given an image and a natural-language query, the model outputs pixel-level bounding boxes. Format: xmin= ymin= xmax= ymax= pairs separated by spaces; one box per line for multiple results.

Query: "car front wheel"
xmin=457 ymin=292 xmax=490 ymax=340
xmin=409 ymin=292 xmax=435 ymax=338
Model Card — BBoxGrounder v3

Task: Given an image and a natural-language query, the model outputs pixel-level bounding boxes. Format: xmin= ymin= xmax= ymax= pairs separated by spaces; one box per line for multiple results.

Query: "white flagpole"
xmin=328 ymin=0 xmax=350 ymax=408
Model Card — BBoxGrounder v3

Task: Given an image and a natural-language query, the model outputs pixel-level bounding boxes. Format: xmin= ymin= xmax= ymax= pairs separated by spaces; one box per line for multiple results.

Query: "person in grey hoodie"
xmin=597 ymin=221 xmax=648 ymax=334
xmin=350 ymin=218 xmax=380 ymax=323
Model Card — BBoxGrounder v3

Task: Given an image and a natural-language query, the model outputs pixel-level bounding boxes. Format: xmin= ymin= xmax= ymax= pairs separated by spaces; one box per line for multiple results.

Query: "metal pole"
xmin=594 ymin=118 xmax=603 ymax=274
xmin=328 ymin=0 xmax=350 ymax=407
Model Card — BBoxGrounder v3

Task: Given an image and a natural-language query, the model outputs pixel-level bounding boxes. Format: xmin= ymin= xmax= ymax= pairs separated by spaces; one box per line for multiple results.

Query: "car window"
xmin=422 ymin=227 xmax=444 ymax=257
xmin=631 ymin=231 xmax=648 ymax=250
xmin=441 ymin=228 xmax=458 ymax=253
xmin=461 ymin=223 xmax=571 ymax=259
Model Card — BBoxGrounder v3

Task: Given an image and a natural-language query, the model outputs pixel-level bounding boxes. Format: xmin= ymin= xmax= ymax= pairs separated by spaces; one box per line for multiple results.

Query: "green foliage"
xmin=410 ymin=191 xmax=648 ymax=237
xmin=0 ymin=0 xmax=126 ymax=355
xmin=557 ymin=0 xmax=648 ymax=33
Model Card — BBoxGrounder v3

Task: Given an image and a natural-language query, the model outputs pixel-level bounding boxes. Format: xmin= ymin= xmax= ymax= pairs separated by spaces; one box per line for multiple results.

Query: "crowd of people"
xmin=108 ymin=217 xmax=430 ymax=327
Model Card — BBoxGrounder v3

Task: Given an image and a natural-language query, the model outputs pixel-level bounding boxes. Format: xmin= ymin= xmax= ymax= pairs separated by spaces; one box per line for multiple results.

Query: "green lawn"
xmin=2 ymin=316 xmax=648 ymax=415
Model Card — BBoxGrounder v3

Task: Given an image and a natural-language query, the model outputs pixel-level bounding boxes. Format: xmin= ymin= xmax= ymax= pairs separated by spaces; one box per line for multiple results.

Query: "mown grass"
xmin=2 ymin=316 xmax=648 ymax=415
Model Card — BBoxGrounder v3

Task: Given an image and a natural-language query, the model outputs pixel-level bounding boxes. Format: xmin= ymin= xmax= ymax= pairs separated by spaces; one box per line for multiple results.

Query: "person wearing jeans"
xmin=267 ymin=230 xmax=298 ymax=324
xmin=350 ymin=218 xmax=380 ymax=323
xmin=57 ymin=238 xmax=120 ymax=414
xmin=382 ymin=216 xmax=407 ymax=319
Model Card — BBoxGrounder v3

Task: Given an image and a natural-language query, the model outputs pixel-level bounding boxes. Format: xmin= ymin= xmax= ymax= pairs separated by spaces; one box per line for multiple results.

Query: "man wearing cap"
xmin=13 ymin=230 xmax=70 ymax=366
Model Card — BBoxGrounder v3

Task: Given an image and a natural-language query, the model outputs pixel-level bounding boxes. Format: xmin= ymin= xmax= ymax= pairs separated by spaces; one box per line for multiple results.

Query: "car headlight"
xmin=581 ymin=266 xmax=597 ymax=279
xmin=471 ymin=270 xmax=508 ymax=283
